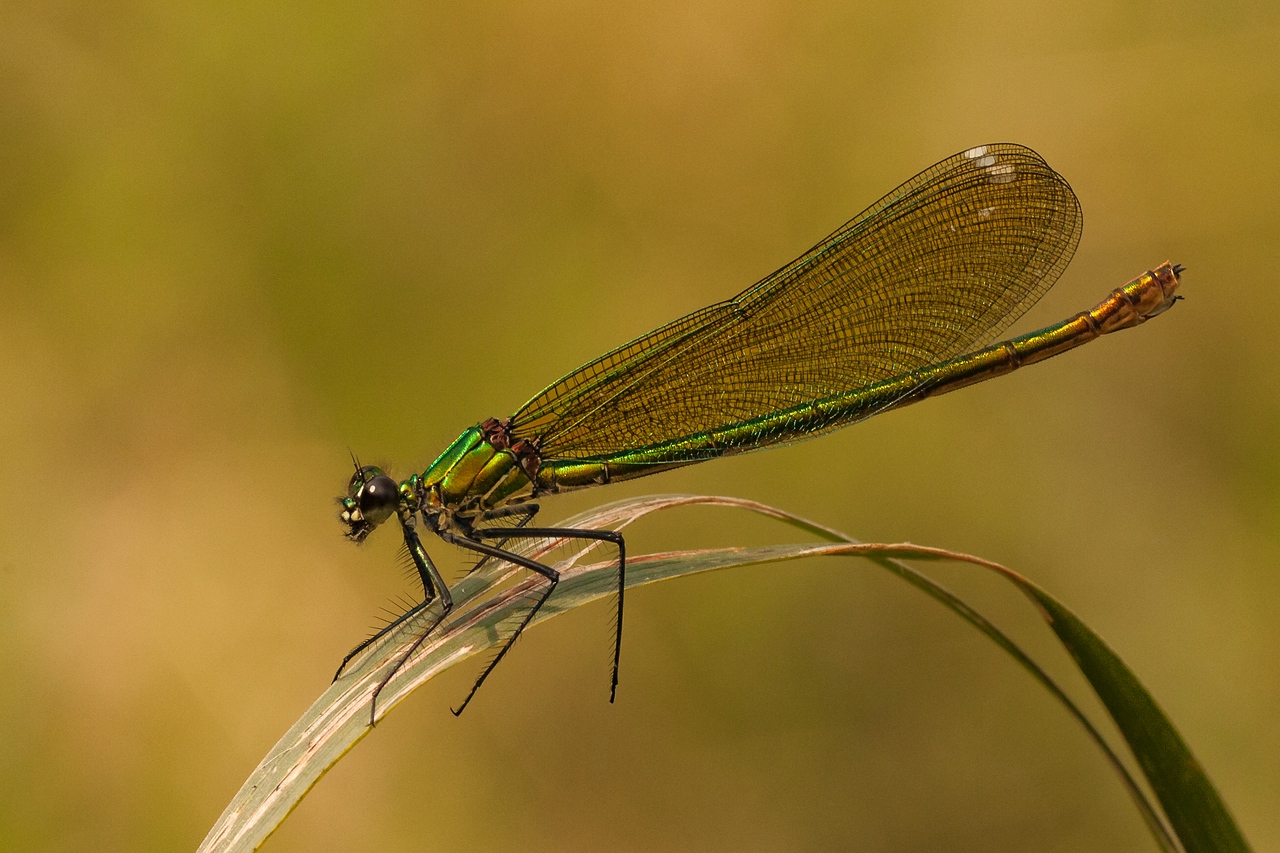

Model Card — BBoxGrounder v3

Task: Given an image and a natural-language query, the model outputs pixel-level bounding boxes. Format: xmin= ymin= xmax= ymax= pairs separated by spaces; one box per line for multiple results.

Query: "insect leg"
xmin=365 ymin=520 xmax=456 ymax=724
xmin=438 ymin=532 xmax=561 ymax=716
xmin=333 ymin=513 xmax=452 ymax=682
xmin=469 ymin=525 xmax=626 ymax=703
xmin=467 ymin=503 xmax=540 ymax=574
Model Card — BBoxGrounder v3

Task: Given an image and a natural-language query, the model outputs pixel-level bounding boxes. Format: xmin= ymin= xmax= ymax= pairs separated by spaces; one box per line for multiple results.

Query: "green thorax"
xmin=419 ymin=423 xmax=537 ymax=513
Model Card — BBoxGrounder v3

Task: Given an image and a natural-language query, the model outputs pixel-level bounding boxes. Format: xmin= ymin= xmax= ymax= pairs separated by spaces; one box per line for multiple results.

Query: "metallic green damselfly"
xmin=336 ymin=143 xmax=1182 ymax=720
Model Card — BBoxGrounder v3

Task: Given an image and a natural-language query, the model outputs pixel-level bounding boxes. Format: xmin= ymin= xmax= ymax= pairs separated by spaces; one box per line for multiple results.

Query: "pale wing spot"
xmin=987 ymin=163 xmax=1017 ymax=184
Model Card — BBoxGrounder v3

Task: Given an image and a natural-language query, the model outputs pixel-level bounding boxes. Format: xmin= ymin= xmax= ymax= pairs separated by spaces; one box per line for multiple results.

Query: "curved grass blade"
xmin=1016 ymin=583 xmax=1251 ymax=853
xmin=736 ymin=497 xmax=1250 ymax=853
xmin=196 ymin=495 xmax=1245 ymax=853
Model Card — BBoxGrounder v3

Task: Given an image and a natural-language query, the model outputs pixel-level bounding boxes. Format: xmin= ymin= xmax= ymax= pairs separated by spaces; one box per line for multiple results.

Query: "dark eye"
xmin=358 ymin=475 xmax=399 ymax=525
xmin=349 ymin=464 xmax=383 ymax=492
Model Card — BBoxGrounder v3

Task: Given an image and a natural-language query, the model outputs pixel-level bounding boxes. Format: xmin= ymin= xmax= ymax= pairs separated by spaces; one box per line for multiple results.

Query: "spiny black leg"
xmin=468 ymin=503 xmax=540 ymax=575
xmin=369 ymin=605 xmax=448 ymax=726
xmin=403 ymin=516 xmax=454 ymax=616
xmin=365 ymin=516 xmax=454 ymax=725
xmin=469 ymin=526 xmax=626 ymax=702
xmin=334 ymin=514 xmax=452 ymax=682
xmin=478 ymin=503 xmax=541 ymax=522
xmin=334 ymin=598 xmax=429 ymax=682
xmin=439 ymin=532 xmax=560 ymax=716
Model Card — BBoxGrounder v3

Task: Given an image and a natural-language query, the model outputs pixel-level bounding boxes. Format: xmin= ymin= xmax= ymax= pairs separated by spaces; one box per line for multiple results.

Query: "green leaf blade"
xmin=1026 ymin=586 xmax=1251 ymax=853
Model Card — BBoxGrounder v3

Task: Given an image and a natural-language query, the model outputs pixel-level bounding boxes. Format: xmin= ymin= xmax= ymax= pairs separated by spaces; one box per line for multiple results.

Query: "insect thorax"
xmin=418 ymin=419 xmax=541 ymax=515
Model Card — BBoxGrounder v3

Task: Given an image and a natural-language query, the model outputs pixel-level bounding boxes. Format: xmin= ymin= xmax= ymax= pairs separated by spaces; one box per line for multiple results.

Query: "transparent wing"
xmin=509 ymin=144 xmax=1082 ymax=461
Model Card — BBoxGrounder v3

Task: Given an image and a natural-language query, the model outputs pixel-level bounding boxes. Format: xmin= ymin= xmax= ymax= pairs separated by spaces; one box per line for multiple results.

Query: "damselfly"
xmin=336 ymin=143 xmax=1182 ymax=720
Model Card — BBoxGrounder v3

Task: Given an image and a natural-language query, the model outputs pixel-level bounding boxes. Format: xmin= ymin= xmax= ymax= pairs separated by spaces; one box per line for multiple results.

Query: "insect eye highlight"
xmin=357 ymin=475 xmax=400 ymax=526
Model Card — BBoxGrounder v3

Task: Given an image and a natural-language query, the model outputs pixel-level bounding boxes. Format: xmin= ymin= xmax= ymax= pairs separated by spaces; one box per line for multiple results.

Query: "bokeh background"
xmin=2 ymin=1 xmax=1278 ymax=851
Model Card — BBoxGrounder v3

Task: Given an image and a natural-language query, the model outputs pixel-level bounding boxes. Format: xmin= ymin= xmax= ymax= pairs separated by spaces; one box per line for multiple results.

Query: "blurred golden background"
xmin=2 ymin=1 xmax=1277 ymax=850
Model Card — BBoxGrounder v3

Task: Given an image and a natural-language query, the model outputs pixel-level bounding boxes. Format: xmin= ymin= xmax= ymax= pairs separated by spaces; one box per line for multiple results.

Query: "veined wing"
xmin=509 ymin=144 xmax=1082 ymax=461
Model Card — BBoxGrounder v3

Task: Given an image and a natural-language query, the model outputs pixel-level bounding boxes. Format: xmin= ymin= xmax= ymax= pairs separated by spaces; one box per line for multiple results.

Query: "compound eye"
xmin=357 ymin=475 xmax=399 ymax=525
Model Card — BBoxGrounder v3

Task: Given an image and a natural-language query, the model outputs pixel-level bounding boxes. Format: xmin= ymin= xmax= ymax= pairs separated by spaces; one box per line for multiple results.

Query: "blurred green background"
xmin=2 ymin=1 xmax=1278 ymax=850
